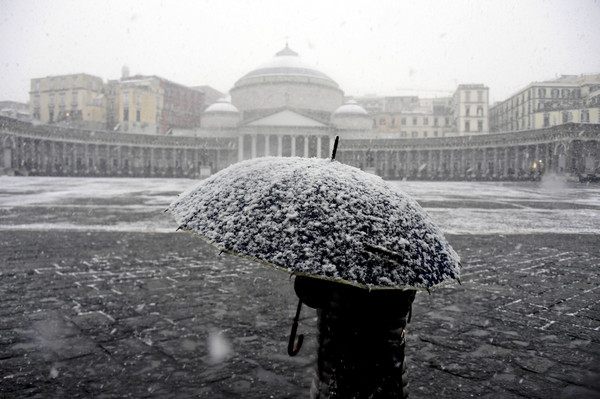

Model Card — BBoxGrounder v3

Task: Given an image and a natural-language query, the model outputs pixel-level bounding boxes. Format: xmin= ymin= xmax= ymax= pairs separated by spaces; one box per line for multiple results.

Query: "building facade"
xmin=452 ymin=84 xmax=489 ymax=136
xmin=9 ymin=46 xmax=597 ymax=181
xmin=30 ymin=73 xmax=107 ymax=129
xmin=489 ymin=74 xmax=600 ymax=132
xmin=30 ymin=72 xmax=206 ymax=135
xmin=356 ymin=96 xmax=455 ymax=138
xmin=354 ymin=85 xmax=489 ymax=138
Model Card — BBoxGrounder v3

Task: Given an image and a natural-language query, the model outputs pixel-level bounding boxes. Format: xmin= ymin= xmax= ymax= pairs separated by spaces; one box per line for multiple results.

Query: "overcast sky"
xmin=2 ymin=0 xmax=599 ymax=104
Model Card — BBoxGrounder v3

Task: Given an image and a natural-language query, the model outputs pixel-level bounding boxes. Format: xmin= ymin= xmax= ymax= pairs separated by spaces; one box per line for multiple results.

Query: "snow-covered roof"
xmin=333 ymin=100 xmax=369 ymax=116
xmin=204 ymin=99 xmax=239 ymax=114
xmin=169 ymin=157 xmax=460 ymax=290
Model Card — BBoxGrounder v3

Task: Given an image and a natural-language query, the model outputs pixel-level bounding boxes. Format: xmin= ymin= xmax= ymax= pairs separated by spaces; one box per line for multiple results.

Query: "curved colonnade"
xmin=1 ymin=116 xmax=599 ymax=180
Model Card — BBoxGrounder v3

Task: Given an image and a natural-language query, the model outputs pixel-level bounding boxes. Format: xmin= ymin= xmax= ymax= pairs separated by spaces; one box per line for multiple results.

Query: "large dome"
xmin=230 ymin=45 xmax=344 ymax=121
xmin=236 ymin=45 xmax=337 ymax=85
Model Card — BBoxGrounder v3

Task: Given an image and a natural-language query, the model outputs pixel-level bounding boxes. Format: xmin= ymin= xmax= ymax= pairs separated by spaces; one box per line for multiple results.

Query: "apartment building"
xmin=489 ymin=74 xmax=600 ymax=132
xmin=30 ymin=71 xmax=206 ymax=134
xmin=452 ymin=84 xmax=489 ymax=135
xmin=355 ymin=85 xmax=488 ymax=138
xmin=30 ymin=73 xmax=107 ymax=129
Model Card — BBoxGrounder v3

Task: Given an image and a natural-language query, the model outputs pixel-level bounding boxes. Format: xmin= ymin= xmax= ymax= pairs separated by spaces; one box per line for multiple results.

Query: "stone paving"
xmin=1 ymin=230 xmax=599 ymax=398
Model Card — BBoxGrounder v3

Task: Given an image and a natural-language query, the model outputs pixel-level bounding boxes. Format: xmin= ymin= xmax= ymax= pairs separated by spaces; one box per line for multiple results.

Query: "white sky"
xmin=1 ymin=0 xmax=599 ymax=104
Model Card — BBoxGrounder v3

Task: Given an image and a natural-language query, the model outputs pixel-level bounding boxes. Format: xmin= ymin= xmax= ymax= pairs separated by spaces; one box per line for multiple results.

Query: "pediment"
xmin=245 ymin=109 xmax=327 ymax=127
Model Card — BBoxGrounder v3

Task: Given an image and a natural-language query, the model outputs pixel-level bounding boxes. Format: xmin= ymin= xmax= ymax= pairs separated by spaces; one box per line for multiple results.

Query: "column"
xmin=251 ymin=135 xmax=257 ymax=159
xmin=304 ymin=136 xmax=309 ymax=158
xmin=238 ymin=135 xmax=244 ymax=162
xmin=265 ymin=134 xmax=270 ymax=157
xmin=317 ymin=136 xmax=322 ymax=158
xmin=291 ymin=136 xmax=296 ymax=157
xmin=277 ymin=135 xmax=283 ymax=157
xmin=330 ymin=135 xmax=336 ymax=158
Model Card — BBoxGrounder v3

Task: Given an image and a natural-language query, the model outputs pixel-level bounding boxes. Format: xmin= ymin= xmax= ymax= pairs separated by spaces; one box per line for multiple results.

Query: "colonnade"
xmin=1 ymin=137 xmax=236 ymax=178
xmin=1 ymin=116 xmax=599 ymax=181
xmin=238 ymin=134 xmax=334 ymax=160
xmin=338 ymin=141 xmax=596 ymax=180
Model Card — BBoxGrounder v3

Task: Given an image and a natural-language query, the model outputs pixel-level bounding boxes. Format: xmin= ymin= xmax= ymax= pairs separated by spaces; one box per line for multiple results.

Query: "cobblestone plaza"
xmin=1 ymin=178 xmax=599 ymax=398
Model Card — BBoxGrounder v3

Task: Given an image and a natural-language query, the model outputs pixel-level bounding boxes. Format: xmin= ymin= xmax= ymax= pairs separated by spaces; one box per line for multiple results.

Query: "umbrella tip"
xmin=331 ymin=136 xmax=340 ymax=161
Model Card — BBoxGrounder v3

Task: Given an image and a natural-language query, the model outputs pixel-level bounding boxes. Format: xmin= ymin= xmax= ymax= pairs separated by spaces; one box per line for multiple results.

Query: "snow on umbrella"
xmin=168 ymin=156 xmax=460 ymax=291
xmin=169 ymin=151 xmax=461 ymax=397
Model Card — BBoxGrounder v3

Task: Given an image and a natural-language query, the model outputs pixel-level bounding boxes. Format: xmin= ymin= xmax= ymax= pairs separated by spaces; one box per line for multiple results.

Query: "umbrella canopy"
xmin=169 ymin=156 xmax=460 ymax=290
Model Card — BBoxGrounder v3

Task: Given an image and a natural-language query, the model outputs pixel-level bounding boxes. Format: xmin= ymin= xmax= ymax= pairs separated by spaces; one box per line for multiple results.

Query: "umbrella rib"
xmin=362 ymin=242 xmax=404 ymax=265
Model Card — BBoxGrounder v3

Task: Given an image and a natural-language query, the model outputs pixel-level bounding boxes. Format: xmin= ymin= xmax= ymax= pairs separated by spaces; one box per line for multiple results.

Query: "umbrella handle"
xmin=287 ymin=299 xmax=304 ymax=356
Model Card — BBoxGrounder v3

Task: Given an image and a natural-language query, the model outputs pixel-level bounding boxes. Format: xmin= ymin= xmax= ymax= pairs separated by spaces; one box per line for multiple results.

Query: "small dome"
xmin=333 ymin=100 xmax=369 ymax=116
xmin=204 ymin=99 xmax=239 ymax=114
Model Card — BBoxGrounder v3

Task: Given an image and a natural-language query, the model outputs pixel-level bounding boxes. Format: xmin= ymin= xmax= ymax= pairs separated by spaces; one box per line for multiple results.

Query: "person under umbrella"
xmin=169 ymin=140 xmax=460 ymax=398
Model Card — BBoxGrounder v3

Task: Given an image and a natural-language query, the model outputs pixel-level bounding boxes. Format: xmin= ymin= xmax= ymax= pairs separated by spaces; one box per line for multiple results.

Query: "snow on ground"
xmin=1 ymin=176 xmax=599 ymax=234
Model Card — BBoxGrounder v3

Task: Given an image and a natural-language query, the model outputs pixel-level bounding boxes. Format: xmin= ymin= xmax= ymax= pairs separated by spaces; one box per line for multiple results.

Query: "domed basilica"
xmin=192 ymin=44 xmax=372 ymax=160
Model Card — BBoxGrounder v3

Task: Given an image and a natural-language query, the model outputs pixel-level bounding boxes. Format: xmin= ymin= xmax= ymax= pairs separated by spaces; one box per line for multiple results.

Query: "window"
xmin=434 ymin=131 xmax=439 ymax=137
xmin=423 ymin=131 xmax=428 ymax=137
xmin=59 ymin=93 xmax=65 ymax=106
xmin=412 ymin=117 xmax=417 ymax=125
xmin=400 ymin=131 xmax=407 ymax=137
xmin=71 ymin=92 xmax=78 ymax=106
xmin=391 ymin=118 xmax=395 ymax=127
xmin=123 ymin=108 xmax=129 ymax=121
xmin=465 ymin=91 xmax=471 ymax=102
xmin=411 ymin=131 xmax=418 ymax=137
xmin=562 ymin=112 xmax=569 ymax=123
xmin=581 ymin=109 xmax=590 ymax=123
xmin=401 ymin=117 xmax=406 ymax=125
xmin=465 ymin=106 xmax=470 ymax=116
xmin=478 ymin=120 xmax=483 ymax=132
xmin=465 ymin=121 xmax=470 ymax=132
xmin=379 ymin=118 xmax=386 ymax=125
xmin=538 ymin=88 xmax=546 ymax=98
xmin=543 ymin=113 xmax=550 ymax=127
xmin=49 ymin=110 xmax=54 ymax=123
xmin=123 ymin=92 xmax=130 ymax=105
xmin=50 ymin=78 xmax=54 ymax=89
xmin=136 ymin=110 xmax=141 ymax=122
xmin=73 ymin=76 xmax=78 ymax=88
xmin=423 ymin=117 xmax=429 ymax=125
xmin=551 ymin=89 xmax=559 ymax=98
xmin=61 ymin=77 xmax=66 ymax=89
xmin=35 ymin=80 xmax=40 ymax=91
xmin=477 ymin=91 xmax=483 ymax=102
xmin=477 ymin=106 xmax=483 ymax=116
xmin=445 ymin=117 xmax=450 ymax=126
xmin=434 ymin=117 xmax=438 ymax=126
xmin=34 ymin=95 xmax=40 ymax=108
xmin=136 ymin=94 xmax=141 ymax=106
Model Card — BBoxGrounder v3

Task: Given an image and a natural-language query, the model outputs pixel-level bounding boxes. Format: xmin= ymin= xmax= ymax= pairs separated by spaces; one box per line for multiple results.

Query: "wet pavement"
xmin=1 ymin=230 xmax=599 ymax=398
xmin=1 ymin=177 xmax=599 ymax=398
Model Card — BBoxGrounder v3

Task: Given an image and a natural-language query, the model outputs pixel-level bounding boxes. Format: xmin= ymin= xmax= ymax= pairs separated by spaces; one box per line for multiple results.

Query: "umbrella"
xmin=168 ymin=148 xmax=460 ymax=398
xmin=168 ymin=158 xmax=460 ymax=291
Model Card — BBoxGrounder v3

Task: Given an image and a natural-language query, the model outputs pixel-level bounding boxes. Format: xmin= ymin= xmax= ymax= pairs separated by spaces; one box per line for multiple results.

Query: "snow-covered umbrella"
xmin=168 ymin=158 xmax=460 ymax=291
xmin=168 ymin=147 xmax=460 ymax=398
